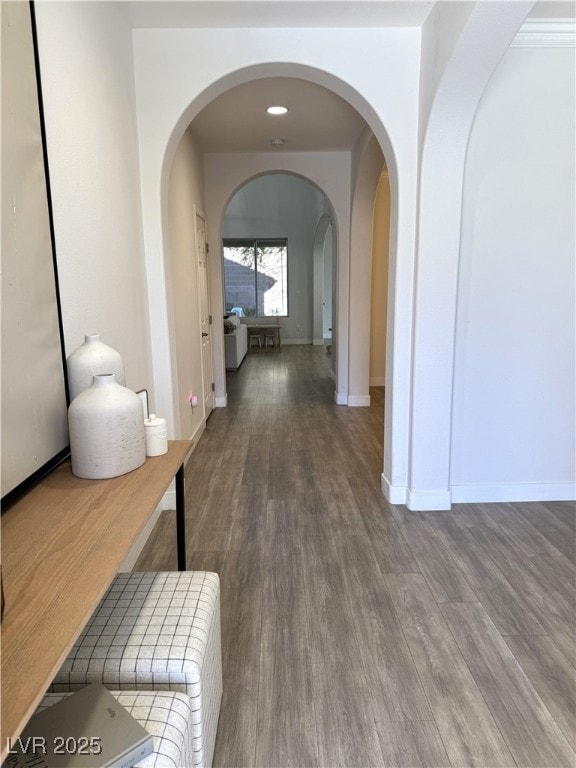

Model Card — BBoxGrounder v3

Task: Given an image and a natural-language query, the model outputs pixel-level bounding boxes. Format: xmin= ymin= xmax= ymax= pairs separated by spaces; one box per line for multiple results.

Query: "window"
xmin=223 ymin=239 xmax=288 ymax=317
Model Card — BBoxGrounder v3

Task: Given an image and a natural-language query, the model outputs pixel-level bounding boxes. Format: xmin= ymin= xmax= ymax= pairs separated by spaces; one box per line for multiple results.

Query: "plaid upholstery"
xmin=37 ymin=690 xmax=195 ymax=768
xmin=50 ymin=572 xmax=222 ymax=767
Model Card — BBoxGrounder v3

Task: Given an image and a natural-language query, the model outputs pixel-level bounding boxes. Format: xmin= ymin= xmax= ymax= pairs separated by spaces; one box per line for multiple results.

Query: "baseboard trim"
xmin=381 ymin=473 xmax=407 ymax=505
xmin=334 ymin=391 xmax=347 ymax=405
xmin=280 ymin=339 xmax=313 ymax=345
xmin=119 ymin=502 xmax=163 ymax=571
xmin=348 ymin=394 xmax=371 ymax=407
xmin=370 ymin=377 xmax=386 ymax=387
xmin=162 ymin=489 xmax=176 ymax=510
xmin=381 ymin=476 xmax=574 ymax=508
xmin=451 ymin=481 xmax=576 ymax=504
xmin=407 ymin=488 xmax=452 ymax=511
xmin=312 ymin=338 xmax=324 ymax=346
xmin=215 ymin=394 xmax=228 ymax=407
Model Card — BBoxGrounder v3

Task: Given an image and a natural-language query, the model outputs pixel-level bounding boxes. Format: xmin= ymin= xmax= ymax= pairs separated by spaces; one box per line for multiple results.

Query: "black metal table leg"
xmin=175 ymin=464 xmax=186 ymax=570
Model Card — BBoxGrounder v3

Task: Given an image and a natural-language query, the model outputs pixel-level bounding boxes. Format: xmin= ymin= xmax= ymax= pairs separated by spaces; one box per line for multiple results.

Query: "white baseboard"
xmin=334 ymin=391 xmax=347 ymax=405
xmin=281 ymin=338 xmax=313 ymax=345
xmin=370 ymin=377 xmax=386 ymax=387
xmin=215 ymin=394 xmax=227 ymax=407
xmin=119 ymin=501 xmax=163 ymax=571
xmin=162 ymin=489 xmax=176 ymax=510
xmin=348 ymin=394 xmax=371 ymax=407
xmin=189 ymin=418 xmax=205 ymax=447
xmin=451 ymin=481 xmax=576 ymax=504
xmin=407 ymin=488 xmax=452 ymax=511
xmin=312 ymin=338 xmax=324 ymax=346
xmin=382 ymin=476 xmax=575 ymax=509
xmin=381 ymin=473 xmax=407 ymax=505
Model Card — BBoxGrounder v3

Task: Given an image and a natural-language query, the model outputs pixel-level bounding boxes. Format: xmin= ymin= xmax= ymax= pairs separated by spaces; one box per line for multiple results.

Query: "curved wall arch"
xmin=204 ymin=153 xmax=349 ymax=404
xmin=161 ymin=65 xmax=403 ymax=411
xmin=406 ymin=1 xmax=534 ymax=509
xmin=221 ymin=170 xmax=337 ymax=351
xmin=132 ymin=30 xmax=420 ymax=499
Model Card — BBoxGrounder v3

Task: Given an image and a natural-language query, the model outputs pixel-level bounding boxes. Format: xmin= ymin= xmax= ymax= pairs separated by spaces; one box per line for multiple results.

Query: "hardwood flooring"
xmin=135 ymin=345 xmax=576 ymax=768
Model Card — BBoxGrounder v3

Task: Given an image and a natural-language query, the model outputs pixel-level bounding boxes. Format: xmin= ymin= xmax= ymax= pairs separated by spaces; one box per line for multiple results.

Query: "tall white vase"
xmin=68 ymin=374 xmax=146 ymax=479
xmin=67 ymin=334 xmax=125 ymax=402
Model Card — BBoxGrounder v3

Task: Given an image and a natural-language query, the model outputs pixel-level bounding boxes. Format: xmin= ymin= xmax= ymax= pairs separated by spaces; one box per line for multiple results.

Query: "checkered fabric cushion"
xmin=36 ymin=690 xmax=195 ymax=768
xmin=50 ymin=572 xmax=222 ymax=768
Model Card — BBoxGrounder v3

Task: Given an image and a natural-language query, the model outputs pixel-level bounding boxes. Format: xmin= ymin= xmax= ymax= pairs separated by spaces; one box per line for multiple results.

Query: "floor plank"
xmin=337 ymin=533 xmax=432 ymax=723
xmin=255 ymin=620 xmax=318 ymax=768
xmin=426 ymin=516 xmax=547 ymax=636
xmin=310 ymin=660 xmax=386 ymax=768
xmin=385 ymin=573 xmax=515 ymax=767
xmin=504 ymin=633 xmax=576 ymax=750
xmin=376 ymin=719 xmax=451 ymax=768
xmin=390 ymin=507 xmax=478 ymax=603
xmin=441 ymin=602 xmax=575 ymax=767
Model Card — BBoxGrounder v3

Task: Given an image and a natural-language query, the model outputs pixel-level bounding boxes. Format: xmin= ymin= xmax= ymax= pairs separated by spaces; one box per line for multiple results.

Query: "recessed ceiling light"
xmin=266 ymin=106 xmax=289 ymax=115
xmin=270 ymin=137 xmax=286 ymax=147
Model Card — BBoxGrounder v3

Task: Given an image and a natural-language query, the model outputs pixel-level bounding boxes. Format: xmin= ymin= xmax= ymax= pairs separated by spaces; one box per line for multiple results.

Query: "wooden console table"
xmin=0 ymin=440 xmax=193 ymax=760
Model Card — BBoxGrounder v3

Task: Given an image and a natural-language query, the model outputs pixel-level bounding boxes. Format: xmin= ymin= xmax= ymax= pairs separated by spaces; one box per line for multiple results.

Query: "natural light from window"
xmin=223 ymin=239 xmax=288 ymax=317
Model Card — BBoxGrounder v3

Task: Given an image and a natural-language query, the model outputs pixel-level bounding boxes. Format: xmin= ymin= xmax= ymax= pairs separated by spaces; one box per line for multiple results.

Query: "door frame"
xmin=194 ymin=206 xmax=215 ymax=420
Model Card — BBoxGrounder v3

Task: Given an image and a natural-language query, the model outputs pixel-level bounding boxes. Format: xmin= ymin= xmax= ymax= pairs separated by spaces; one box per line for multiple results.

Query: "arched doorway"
xmin=221 ymin=174 xmax=336 ymax=358
xmin=140 ymin=59 xmax=412 ymax=507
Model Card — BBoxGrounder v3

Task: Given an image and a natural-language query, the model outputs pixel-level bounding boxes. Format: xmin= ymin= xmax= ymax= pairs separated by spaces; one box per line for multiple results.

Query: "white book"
xmin=4 ymin=685 xmax=154 ymax=768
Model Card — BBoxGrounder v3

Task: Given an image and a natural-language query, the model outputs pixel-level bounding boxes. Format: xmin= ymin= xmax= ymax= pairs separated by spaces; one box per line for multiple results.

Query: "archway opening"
xmin=161 ymin=65 xmax=400 ymax=493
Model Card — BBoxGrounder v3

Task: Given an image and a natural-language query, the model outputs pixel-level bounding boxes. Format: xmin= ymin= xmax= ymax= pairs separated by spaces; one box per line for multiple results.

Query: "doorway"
xmin=221 ymin=173 xmax=336 ymax=354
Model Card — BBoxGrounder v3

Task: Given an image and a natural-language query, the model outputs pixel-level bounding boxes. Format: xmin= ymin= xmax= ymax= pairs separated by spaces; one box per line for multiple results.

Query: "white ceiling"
xmin=128 ymin=0 xmax=575 ymax=156
xmin=190 ymin=77 xmax=368 ymax=153
xmin=127 ymin=1 xmax=436 ymax=29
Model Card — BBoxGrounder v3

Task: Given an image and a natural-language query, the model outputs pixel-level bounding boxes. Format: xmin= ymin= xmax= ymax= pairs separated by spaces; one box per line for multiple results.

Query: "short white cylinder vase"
xmin=144 ymin=414 xmax=168 ymax=457
xmin=67 ymin=334 xmax=125 ymax=402
xmin=68 ymin=374 xmax=146 ymax=479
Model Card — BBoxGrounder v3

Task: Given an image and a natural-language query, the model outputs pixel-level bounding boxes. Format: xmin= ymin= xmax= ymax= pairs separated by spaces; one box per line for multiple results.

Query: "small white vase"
xmin=68 ymin=374 xmax=146 ymax=479
xmin=144 ymin=414 xmax=168 ymax=457
xmin=67 ymin=334 xmax=125 ymax=402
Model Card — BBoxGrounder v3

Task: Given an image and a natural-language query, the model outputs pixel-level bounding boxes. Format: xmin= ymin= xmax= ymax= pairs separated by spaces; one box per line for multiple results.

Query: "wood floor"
xmin=135 ymin=345 xmax=576 ymax=768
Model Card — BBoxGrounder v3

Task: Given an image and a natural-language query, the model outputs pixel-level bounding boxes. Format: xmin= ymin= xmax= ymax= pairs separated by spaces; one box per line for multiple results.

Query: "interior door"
xmin=195 ymin=209 xmax=214 ymax=419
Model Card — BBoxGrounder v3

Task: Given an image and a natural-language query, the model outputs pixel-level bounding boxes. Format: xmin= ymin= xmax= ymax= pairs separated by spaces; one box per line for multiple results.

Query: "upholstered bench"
xmin=50 ymin=572 xmax=222 ymax=768
xmin=36 ymin=690 xmax=194 ymax=768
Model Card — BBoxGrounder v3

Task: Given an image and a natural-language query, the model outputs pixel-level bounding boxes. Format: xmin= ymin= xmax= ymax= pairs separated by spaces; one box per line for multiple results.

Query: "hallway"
xmin=136 ymin=346 xmax=575 ymax=767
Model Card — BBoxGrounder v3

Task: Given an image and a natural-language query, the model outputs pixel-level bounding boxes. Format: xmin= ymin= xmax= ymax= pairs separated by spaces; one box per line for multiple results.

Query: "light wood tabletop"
xmin=0 ymin=440 xmax=192 ymax=759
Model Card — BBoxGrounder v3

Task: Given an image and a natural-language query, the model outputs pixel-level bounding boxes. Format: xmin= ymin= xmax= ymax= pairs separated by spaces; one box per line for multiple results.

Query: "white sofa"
xmin=224 ymin=321 xmax=247 ymax=370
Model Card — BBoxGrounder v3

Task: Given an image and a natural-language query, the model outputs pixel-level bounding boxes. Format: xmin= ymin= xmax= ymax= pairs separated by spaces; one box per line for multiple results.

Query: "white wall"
xmin=222 ymin=173 xmax=325 ymax=343
xmin=35 ymin=1 xmax=152 ymax=395
xmin=452 ymin=45 xmax=576 ymax=502
xmin=167 ymin=127 xmax=206 ymax=440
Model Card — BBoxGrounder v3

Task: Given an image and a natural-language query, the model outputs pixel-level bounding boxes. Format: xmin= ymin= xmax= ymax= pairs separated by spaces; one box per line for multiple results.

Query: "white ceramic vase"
xmin=68 ymin=374 xmax=146 ymax=479
xmin=67 ymin=334 xmax=125 ymax=402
